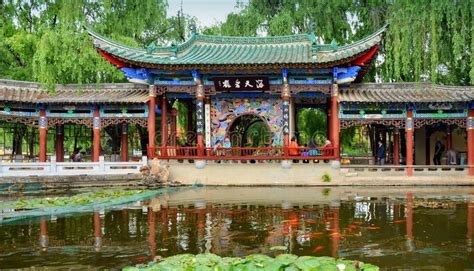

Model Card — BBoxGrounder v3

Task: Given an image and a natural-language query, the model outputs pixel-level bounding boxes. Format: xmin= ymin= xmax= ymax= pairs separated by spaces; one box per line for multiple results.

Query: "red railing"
xmin=148 ymin=146 xmax=337 ymax=161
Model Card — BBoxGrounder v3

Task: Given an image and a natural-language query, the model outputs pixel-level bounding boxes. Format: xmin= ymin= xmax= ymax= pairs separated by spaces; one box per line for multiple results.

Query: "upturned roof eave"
xmin=87 ymin=24 xmax=388 ymax=67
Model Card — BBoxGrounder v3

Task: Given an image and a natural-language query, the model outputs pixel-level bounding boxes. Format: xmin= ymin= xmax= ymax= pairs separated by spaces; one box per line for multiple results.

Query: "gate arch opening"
xmin=226 ymin=114 xmax=272 ymax=147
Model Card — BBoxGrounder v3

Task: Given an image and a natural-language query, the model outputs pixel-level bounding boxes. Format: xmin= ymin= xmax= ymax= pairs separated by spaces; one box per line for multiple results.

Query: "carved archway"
xmin=226 ymin=113 xmax=272 ymax=147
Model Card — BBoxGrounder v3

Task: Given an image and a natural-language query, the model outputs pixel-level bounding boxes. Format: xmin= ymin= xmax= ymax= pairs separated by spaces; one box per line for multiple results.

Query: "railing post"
xmin=50 ymin=156 xmax=57 ymax=174
xmin=99 ymin=156 xmax=105 ymax=172
xmin=142 ymin=156 xmax=148 ymax=166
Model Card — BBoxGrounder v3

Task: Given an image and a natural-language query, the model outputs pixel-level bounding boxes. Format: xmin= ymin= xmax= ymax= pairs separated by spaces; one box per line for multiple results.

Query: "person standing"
xmin=377 ymin=140 xmax=386 ymax=165
xmin=433 ymin=139 xmax=445 ymax=165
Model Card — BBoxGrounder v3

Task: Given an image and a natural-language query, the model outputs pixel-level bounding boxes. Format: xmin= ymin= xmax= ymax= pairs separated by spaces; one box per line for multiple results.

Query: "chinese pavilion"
xmin=0 ymin=24 xmax=473 ymax=177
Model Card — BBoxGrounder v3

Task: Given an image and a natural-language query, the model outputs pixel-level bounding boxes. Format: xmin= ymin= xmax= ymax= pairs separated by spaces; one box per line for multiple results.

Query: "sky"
xmin=167 ymin=0 xmax=246 ymax=27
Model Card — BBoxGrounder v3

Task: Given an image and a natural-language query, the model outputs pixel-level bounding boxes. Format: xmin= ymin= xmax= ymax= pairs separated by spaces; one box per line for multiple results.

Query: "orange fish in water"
xmin=313 ymin=245 xmax=324 ymax=252
xmin=309 ymin=232 xmax=324 ymax=237
xmin=353 ymin=221 xmax=364 ymax=225
xmin=365 ymin=226 xmax=381 ymax=230
xmin=393 ymin=220 xmax=406 ymax=224
xmin=305 ymin=219 xmax=316 ymax=224
xmin=329 ymin=232 xmax=341 ymax=238
xmin=349 ymin=225 xmax=360 ymax=229
xmin=132 ymin=256 xmax=149 ymax=262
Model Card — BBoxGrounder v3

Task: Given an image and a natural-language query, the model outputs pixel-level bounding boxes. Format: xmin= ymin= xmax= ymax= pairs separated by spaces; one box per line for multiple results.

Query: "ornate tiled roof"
xmin=341 ymin=83 xmax=474 ymax=103
xmin=0 ymin=80 xmax=149 ymax=104
xmin=86 ymin=25 xmax=387 ymax=69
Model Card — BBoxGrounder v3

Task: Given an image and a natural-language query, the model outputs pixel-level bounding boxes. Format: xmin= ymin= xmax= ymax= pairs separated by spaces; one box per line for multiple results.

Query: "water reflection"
xmin=0 ymin=187 xmax=473 ymax=270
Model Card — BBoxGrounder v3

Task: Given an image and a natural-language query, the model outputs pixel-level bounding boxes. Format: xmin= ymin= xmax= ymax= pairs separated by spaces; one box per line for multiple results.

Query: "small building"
xmin=0 ymin=25 xmax=472 ymax=177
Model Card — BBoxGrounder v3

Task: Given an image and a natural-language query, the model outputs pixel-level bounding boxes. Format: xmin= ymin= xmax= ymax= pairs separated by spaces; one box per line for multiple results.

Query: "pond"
xmin=0 ymin=186 xmax=473 ymax=270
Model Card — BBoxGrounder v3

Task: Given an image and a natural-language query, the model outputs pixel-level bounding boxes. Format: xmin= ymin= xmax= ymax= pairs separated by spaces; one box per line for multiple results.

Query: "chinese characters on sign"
xmin=214 ymin=76 xmax=270 ymax=91
xmin=196 ymin=100 xmax=204 ymax=134
xmin=204 ymin=103 xmax=211 ymax=147
xmin=282 ymin=100 xmax=290 ymax=135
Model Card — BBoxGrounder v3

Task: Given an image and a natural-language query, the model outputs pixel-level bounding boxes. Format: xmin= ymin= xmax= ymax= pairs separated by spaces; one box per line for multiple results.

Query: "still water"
xmin=0 ymin=187 xmax=473 ymax=270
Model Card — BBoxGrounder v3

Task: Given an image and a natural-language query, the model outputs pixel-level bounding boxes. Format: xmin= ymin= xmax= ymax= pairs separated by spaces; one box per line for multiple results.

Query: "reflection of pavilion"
xmin=18 ymin=192 xmax=474 ymax=268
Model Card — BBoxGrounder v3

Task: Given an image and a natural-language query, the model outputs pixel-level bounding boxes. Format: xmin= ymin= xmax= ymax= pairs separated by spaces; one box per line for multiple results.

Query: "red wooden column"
xmin=330 ymin=84 xmax=340 ymax=159
xmin=39 ymin=108 xmax=47 ymax=162
xmin=148 ymin=85 xmax=156 ymax=158
xmin=467 ymin=108 xmax=474 ymax=176
xmin=92 ymin=107 xmax=101 ymax=162
xmin=446 ymin=126 xmax=452 ymax=150
xmin=331 ymin=201 xmax=340 ymax=258
xmin=193 ymin=70 xmax=205 ymax=156
xmin=406 ymin=109 xmax=414 ymax=176
xmin=121 ymin=123 xmax=128 ymax=162
xmin=94 ymin=211 xmax=102 ymax=251
xmin=281 ymin=69 xmax=290 ymax=155
xmin=39 ymin=217 xmax=48 ymax=250
xmin=55 ymin=124 xmax=64 ymax=162
xmin=467 ymin=193 xmax=473 ymax=260
xmin=148 ymin=207 xmax=156 ymax=259
xmin=393 ymin=128 xmax=400 ymax=165
xmin=405 ymin=192 xmax=414 ymax=251
xmin=161 ymin=95 xmax=168 ymax=155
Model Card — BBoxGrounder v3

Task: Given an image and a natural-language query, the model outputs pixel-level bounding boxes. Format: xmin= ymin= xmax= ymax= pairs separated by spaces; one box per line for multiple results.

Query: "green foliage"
xmin=321 ymin=173 xmax=331 ymax=183
xmin=203 ymin=0 xmax=474 ymax=85
xmin=322 ymin=188 xmax=331 ymax=196
xmin=0 ymin=0 xmax=194 ymax=89
xmin=297 ymin=108 xmax=327 ymax=145
xmin=124 ymin=253 xmax=380 ymax=271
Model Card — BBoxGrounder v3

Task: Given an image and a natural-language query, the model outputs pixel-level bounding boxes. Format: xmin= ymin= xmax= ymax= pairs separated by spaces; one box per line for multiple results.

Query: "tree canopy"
xmin=1 ymin=0 xmax=473 ymax=86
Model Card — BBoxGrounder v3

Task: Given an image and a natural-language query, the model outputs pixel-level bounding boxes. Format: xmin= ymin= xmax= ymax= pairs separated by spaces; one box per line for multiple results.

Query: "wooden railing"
xmin=150 ymin=146 xmax=337 ymax=161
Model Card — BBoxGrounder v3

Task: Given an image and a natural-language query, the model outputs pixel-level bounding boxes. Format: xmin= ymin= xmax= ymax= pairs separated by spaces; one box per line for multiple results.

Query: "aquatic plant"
xmin=322 ymin=173 xmax=332 ymax=182
xmin=0 ymin=190 xmax=149 ymax=209
xmin=124 ymin=253 xmax=379 ymax=271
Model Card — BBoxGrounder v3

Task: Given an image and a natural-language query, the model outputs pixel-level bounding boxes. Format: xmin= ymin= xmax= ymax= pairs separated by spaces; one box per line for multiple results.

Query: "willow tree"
xmin=0 ymin=0 xmax=196 ymax=87
xmin=206 ymin=0 xmax=474 ymax=85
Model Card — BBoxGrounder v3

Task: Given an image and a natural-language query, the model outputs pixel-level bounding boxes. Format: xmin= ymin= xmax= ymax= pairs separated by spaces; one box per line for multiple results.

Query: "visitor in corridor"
xmin=70 ymin=147 xmax=83 ymax=162
xmin=377 ymin=141 xmax=386 ymax=165
xmin=214 ymin=140 xmax=223 ymax=156
xmin=445 ymin=148 xmax=457 ymax=165
xmin=289 ymin=137 xmax=300 ymax=156
xmin=433 ymin=139 xmax=445 ymax=165
xmin=223 ymin=137 xmax=232 ymax=156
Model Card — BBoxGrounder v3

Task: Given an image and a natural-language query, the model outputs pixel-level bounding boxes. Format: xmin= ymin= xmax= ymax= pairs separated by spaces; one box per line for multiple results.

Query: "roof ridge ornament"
xmin=146 ymin=42 xmax=157 ymax=54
